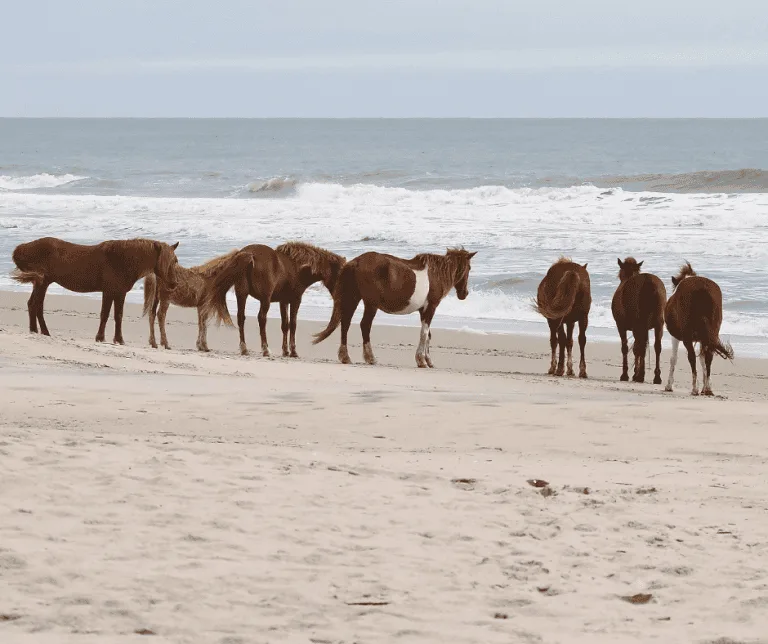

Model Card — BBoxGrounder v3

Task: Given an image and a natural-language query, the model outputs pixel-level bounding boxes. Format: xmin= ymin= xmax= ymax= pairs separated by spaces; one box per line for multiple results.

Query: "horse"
xmin=142 ymin=250 xmax=241 ymax=352
xmin=611 ymin=257 xmax=667 ymax=384
xmin=11 ymin=237 xmax=179 ymax=344
xmin=312 ymin=247 xmax=476 ymax=368
xmin=534 ymin=258 xmax=591 ymax=378
xmin=664 ymin=262 xmax=733 ymax=396
xmin=202 ymin=242 xmax=346 ymax=357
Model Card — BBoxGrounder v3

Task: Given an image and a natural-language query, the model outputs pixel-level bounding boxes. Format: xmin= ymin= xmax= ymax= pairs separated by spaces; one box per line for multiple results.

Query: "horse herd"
xmin=11 ymin=236 xmax=733 ymax=396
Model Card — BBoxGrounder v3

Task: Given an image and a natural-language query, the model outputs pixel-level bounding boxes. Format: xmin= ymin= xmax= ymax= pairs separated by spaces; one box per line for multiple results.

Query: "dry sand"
xmin=1 ymin=290 xmax=768 ymax=644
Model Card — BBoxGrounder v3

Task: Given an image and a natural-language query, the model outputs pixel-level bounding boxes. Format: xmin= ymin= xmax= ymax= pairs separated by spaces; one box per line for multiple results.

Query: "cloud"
xmin=5 ymin=45 xmax=768 ymax=75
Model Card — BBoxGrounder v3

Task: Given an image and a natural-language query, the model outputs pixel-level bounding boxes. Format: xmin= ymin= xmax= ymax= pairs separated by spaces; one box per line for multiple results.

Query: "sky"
xmin=2 ymin=0 xmax=767 ymax=117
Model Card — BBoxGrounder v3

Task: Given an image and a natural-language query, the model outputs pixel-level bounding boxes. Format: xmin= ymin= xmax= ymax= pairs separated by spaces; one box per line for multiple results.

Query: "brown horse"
xmin=611 ymin=257 xmax=667 ymax=384
xmin=142 ymin=250 xmax=241 ymax=352
xmin=202 ymin=242 xmax=346 ymax=357
xmin=664 ymin=262 xmax=733 ymax=396
xmin=11 ymin=237 xmax=179 ymax=344
xmin=534 ymin=258 xmax=591 ymax=378
xmin=312 ymin=247 xmax=476 ymax=368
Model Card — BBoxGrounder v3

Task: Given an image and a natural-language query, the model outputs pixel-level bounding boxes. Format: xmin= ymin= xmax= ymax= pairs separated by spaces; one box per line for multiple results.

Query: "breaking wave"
xmin=0 ymin=173 xmax=87 ymax=191
xmin=595 ymin=168 xmax=768 ymax=193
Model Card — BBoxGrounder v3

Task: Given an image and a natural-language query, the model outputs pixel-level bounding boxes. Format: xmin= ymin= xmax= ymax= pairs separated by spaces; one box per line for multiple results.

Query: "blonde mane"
xmin=275 ymin=241 xmax=346 ymax=276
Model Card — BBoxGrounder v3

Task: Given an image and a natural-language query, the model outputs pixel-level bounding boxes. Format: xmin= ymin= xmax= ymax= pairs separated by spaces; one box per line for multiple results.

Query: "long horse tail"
xmin=534 ymin=271 xmax=581 ymax=320
xmin=201 ymin=251 xmax=254 ymax=327
xmin=312 ymin=263 xmax=356 ymax=345
xmin=142 ymin=274 xmax=157 ymax=317
xmin=700 ymin=317 xmax=735 ymax=361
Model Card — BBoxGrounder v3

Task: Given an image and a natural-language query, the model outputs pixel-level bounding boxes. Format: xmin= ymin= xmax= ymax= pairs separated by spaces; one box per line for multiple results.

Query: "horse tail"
xmin=313 ymin=263 xmax=355 ymax=345
xmin=10 ymin=268 xmax=45 ymax=285
xmin=700 ymin=317 xmax=734 ymax=361
xmin=535 ymin=271 xmax=580 ymax=320
xmin=201 ymin=251 xmax=254 ymax=327
xmin=142 ymin=274 xmax=157 ymax=317
xmin=11 ymin=243 xmax=46 ymax=285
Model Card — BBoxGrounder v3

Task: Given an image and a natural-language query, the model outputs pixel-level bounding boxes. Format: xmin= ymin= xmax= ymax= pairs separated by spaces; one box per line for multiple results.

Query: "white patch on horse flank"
xmin=395 ymin=268 xmax=429 ymax=315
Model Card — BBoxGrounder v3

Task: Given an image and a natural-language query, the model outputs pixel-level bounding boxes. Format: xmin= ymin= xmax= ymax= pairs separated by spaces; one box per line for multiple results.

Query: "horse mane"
xmin=191 ymin=249 xmax=241 ymax=278
xmin=413 ymin=247 xmax=473 ymax=283
xmin=276 ymin=241 xmax=346 ymax=276
xmin=102 ymin=238 xmax=158 ymax=253
xmin=673 ymin=261 xmax=697 ymax=283
xmin=556 ymin=255 xmax=572 ymax=264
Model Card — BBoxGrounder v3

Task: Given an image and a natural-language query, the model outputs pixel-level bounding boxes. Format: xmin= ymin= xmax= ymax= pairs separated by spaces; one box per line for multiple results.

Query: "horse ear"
xmin=617 ymin=258 xmax=623 ymax=268
xmin=671 ymin=276 xmax=679 ymax=287
xmin=638 ymin=260 xmax=644 ymax=269
xmin=468 ymin=251 xmax=477 ymax=259
xmin=582 ymin=262 xmax=588 ymax=269
xmin=171 ymin=242 xmax=179 ymax=250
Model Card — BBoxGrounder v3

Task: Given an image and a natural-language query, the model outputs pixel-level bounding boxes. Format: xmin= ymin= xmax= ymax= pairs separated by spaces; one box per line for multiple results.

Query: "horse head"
xmin=671 ymin=261 xmax=696 ymax=290
xmin=155 ymin=241 xmax=180 ymax=289
xmin=448 ymin=247 xmax=477 ymax=300
xmin=322 ymin=254 xmax=347 ymax=293
xmin=618 ymin=257 xmax=643 ymax=282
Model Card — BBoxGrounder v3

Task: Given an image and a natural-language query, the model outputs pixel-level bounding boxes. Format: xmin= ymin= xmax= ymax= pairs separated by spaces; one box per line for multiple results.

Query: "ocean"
xmin=1 ymin=118 xmax=767 ymax=356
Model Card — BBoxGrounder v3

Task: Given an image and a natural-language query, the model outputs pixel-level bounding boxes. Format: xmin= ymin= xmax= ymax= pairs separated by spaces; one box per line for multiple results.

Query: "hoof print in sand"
xmin=621 ymin=593 xmax=653 ymax=605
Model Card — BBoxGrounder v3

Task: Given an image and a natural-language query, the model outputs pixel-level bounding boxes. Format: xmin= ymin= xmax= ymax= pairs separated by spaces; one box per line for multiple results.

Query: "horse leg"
xmin=96 ymin=293 xmax=113 ymax=342
xmin=578 ymin=316 xmax=588 ymax=379
xmin=653 ymin=323 xmax=663 ymax=385
xmin=555 ymin=325 xmax=566 ymax=376
xmin=258 ymin=299 xmax=271 ymax=357
xmin=280 ymin=302 xmax=290 ymax=357
xmin=289 ymin=300 xmax=300 ymax=358
xmin=27 ymin=286 xmax=39 ymax=333
xmin=196 ymin=306 xmax=210 ymax=352
xmin=547 ymin=319 xmax=559 ymax=375
xmin=113 ymin=292 xmax=126 ymax=345
xmin=565 ymin=321 xmax=575 ymax=377
xmin=416 ymin=307 xmax=435 ymax=368
xmin=702 ymin=348 xmax=714 ymax=396
xmin=36 ymin=281 xmax=51 ymax=336
xmin=148 ymin=294 xmax=159 ymax=348
xmin=235 ymin=286 xmax=249 ymax=356
xmin=684 ymin=340 xmax=698 ymax=396
xmin=425 ymin=327 xmax=434 ymax=368
xmin=632 ymin=328 xmax=648 ymax=383
xmin=619 ymin=327 xmax=629 ymax=381
xmin=338 ymin=294 xmax=361 ymax=365
xmin=361 ymin=302 xmax=378 ymax=365
xmin=665 ymin=337 xmax=679 ymax=392
xmin=158 ymin=299 xmax=171 ymax=349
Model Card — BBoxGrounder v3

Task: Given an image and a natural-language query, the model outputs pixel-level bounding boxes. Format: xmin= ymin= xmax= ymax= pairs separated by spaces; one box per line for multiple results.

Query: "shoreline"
xmin=1 ymin=287 xmax=765 ymax=359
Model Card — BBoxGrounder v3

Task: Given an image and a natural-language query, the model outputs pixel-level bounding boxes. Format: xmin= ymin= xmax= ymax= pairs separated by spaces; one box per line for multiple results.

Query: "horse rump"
xmin=200 ymin=250 xmax=255 ymax=326
xmin=313 ymin=263 xmax=357 ymax=344
xmin=535 ymin=270 xmax=581 ymax=319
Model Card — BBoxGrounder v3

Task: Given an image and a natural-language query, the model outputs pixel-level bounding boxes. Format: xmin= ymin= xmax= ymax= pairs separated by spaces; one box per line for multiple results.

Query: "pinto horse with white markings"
xmin=664 ymin=262 xmax=733 ymax=396
xmin=313 ymin=247 xmax=476 ymax=368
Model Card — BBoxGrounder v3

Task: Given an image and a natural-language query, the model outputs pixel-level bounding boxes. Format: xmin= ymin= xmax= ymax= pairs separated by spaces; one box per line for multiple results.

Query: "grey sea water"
xmin=1 ymin=118 xmax=767 ymax=354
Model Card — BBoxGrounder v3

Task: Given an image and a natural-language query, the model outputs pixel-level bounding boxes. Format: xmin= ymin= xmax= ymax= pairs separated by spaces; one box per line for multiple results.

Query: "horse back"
xmin=351 ymin=252 xmax=419 ymax=312
xmin=665 ymin=276 xmax=722 ymax=340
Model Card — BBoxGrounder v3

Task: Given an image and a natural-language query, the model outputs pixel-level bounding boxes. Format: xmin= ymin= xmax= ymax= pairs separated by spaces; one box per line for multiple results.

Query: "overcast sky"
xmin=3 ymin=0 xmax=767 ymax=117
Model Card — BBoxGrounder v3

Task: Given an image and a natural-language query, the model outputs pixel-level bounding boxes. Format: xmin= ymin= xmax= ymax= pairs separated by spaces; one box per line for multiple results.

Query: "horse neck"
xmin=428 ymin=255 xmax=460 ymax=298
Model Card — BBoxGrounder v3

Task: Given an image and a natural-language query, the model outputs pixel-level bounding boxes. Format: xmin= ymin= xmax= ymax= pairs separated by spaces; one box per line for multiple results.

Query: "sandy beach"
xmin=1 ymin=289 xmax=768 ymax=644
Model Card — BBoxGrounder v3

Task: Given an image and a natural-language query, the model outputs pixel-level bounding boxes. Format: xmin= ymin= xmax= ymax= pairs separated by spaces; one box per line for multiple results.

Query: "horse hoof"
xmin=426 ymin=359 xmax=434 ymax=369
xmin=579 ymin=372 xmax=588 ymax=379
xmin=702 ymin=388 xmax=714 ymax=397
xmin=241 ymin=349 xmax=250 ymax=356
xmin=664 ymin=385 xmax=673 ymax=392
xmin=632 ymin=376 xmax=644 ymax=384
xmin=163 ymin=344 xmax=171 ymax=350
xmin=566 ymin=369 xmax=575 ymax=377
xmin=262 ymin=351 xmax=271 ymax=358
xmin=555 ymin=370 xmax=564 ymax=377
xmin=290 ymin=352 xmax=299 ymax=359
xmin=620 ymin=374 xmax=629 ymax=382
xmin=95 ymin=337 xmax=105 ymax=343
xmin=150 ymin=343 xmax=158 ymax=349
xmin=653 ymin=376 xmax=662 ymax=385
xmin=340 ymin=357 xmax=351 ymax=365
xmin=691 ymin=390 xmax=700 ymax=397
xmin=547 ymin=368 xmax=556 ymax=376
xmin=282 ymin=350 xmax=290 ymax=358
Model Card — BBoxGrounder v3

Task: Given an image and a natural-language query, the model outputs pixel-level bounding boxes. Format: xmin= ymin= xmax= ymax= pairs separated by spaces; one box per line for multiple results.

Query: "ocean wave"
xmin=595 ymin=168 xmax=768 ymax=193
xmin=0 ymin=173 xmax=87 ymax=191
xmin=247 ymin=177 xmax=297 ymax=195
